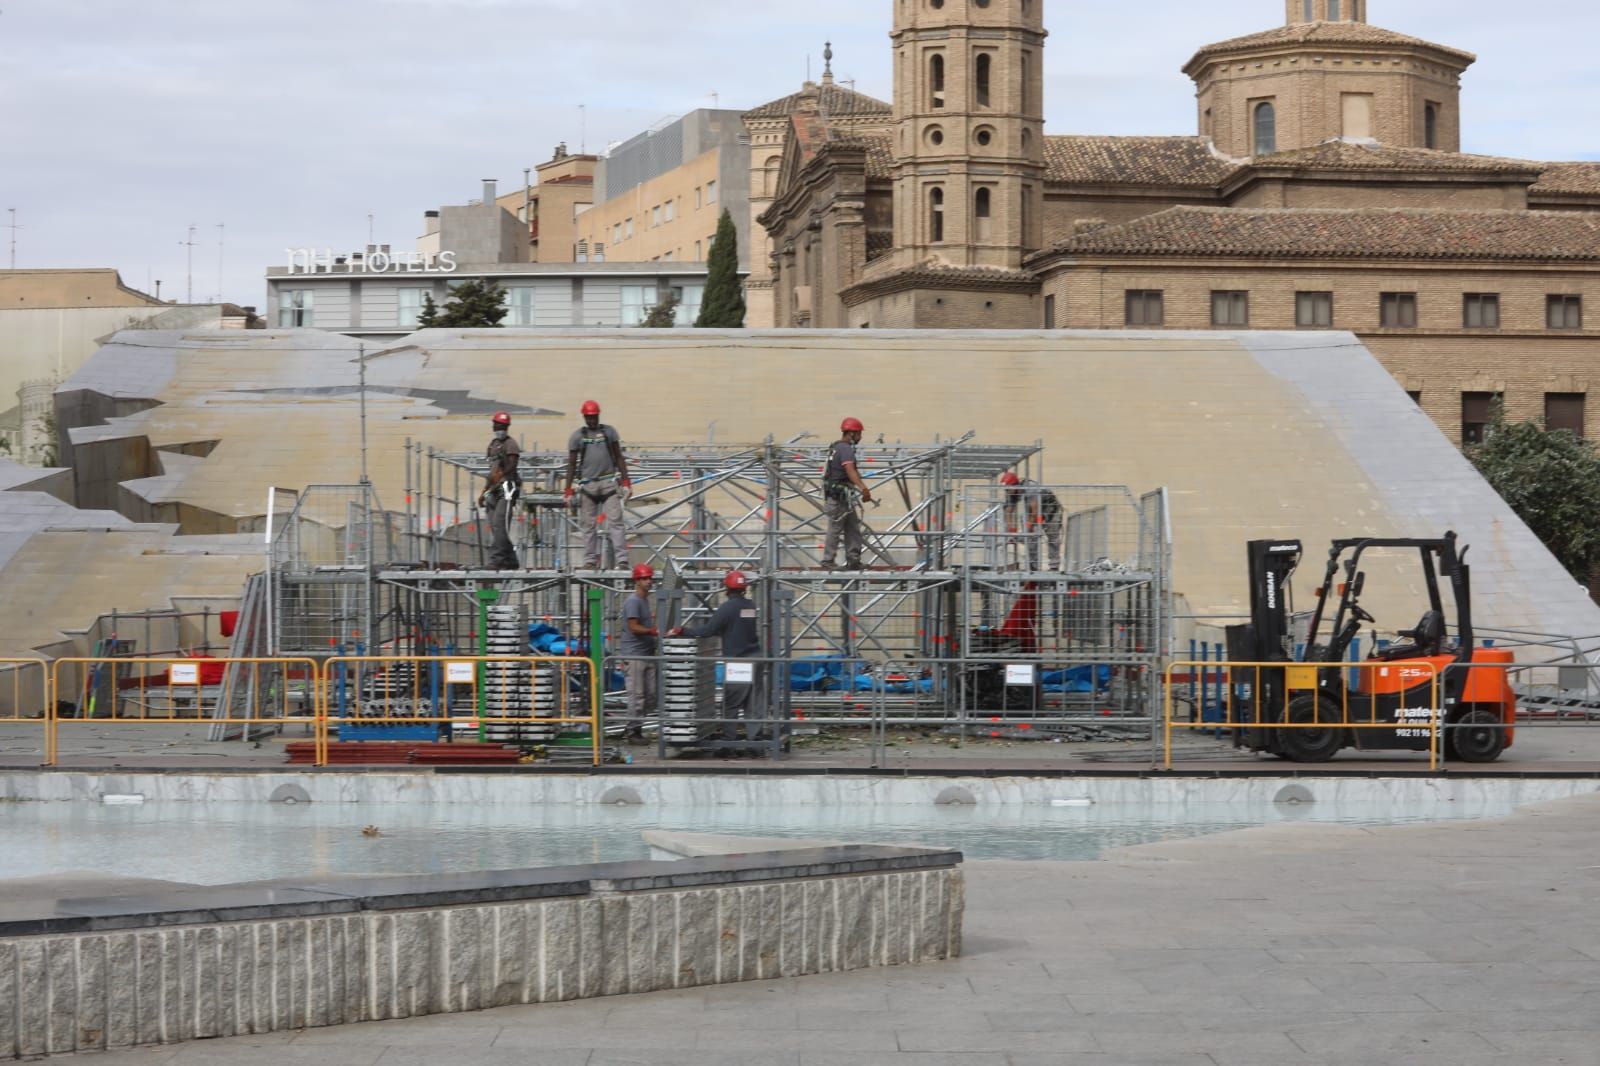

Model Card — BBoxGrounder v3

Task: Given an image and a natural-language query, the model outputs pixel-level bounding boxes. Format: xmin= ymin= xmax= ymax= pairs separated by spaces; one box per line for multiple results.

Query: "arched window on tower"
xmin=975 ymin=53 xmax=992 ymax=108
xmin=930 ymin=53 xmax=945 ymax=109
xmin=1424 ymin=103 xmax=1439 ymax=150
xmin=1328 ymin=0 xmax=1341 ymax=19
xmin=1303 ymin=0 xmax=1314 ymax=20
xmin=930 ymin=187 xmax=945 ymax=243
xmin=1254 ymin=101 xmax=1277 ymax=155
xmin=974 ymin=187 xmax=992 ymax=241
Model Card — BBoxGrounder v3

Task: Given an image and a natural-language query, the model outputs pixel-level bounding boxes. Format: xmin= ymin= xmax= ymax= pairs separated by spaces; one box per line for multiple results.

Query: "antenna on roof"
xmin=579 ymin=103 xmax=587 ymax=153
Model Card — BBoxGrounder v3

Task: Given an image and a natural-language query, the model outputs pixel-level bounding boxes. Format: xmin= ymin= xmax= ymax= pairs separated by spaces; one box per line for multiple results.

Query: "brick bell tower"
xmin=889 ymin=0 xmax=1047 ymax=269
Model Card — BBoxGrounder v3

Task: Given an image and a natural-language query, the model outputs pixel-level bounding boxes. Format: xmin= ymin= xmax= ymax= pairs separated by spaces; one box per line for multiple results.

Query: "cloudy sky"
xmin=3 ymin=0 xmax=1596 ymax=307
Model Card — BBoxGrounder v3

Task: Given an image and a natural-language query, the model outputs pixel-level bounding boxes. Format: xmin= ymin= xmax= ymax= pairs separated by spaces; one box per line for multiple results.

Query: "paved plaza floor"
xmin=51 ymin=789 xmax=1600 ymax=1065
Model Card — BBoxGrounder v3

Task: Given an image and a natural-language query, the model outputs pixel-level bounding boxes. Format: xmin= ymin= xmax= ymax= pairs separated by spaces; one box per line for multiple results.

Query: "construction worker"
xmin=480 ymin=412 xmax=521 ymax=570
xmin=619 ymin=564 xmax=659 ymax=740
xmin=671 ymin=571 xmax=764 ymax=746
xmin=822 ymin=416 xmax=871 ymax=571
xmin=563 ymin=400 xmax=632 ymax=570
xmin=1001 ymin=471 xmax=1062 ymax=571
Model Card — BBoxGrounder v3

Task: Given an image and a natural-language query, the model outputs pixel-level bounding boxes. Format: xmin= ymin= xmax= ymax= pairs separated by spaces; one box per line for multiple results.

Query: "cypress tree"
xmin=695 ymin=209 xmax=745 ymax=328
xmin=416 ymin=292 xmax=439 ymax=328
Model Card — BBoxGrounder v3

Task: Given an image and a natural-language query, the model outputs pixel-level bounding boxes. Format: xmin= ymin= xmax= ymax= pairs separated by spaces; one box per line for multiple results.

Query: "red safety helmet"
xmin=1000 ymin=471 xmax=1021 ymax=486
xmin=632 ymin=563 xmax=654 ymax=582
xmin=491 ymin=411 xmax=512 ymax=426
xmin=581 ymin=400 xmax=601 ymax=416
xmin=724 ymin=570 xmax=750 ymax=591
xmin=840 ymin=417 xmax=864 ymax=434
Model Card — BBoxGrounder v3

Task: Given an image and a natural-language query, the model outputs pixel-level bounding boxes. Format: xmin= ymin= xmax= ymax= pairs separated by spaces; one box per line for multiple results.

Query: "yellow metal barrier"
xmin=47 ymin=657 xmax=322 ymax=767
xmin=318 ymin=656 xmax=602 ymax=767
xmin=1163 ymin=660 xmax=1442 ymax=771
xmin=0 ymin=658 xmax=52 ymax=765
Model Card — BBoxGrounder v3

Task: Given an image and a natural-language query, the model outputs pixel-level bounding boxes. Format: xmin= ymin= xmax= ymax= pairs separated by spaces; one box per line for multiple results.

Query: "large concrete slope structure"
xmin=38 ymin=327 xmax=1600 ymax=661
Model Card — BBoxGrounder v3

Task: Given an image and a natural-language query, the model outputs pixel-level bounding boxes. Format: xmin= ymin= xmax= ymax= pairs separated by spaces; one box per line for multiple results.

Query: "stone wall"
xmin=0 ymin=846 xmax=963 ymax=1058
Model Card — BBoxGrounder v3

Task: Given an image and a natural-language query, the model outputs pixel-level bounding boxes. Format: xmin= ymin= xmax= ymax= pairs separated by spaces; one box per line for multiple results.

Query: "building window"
xmin=694 ymin=187 xmax=702 ymax=209
xmin=1021 ymin=51 xmax=1031 ymax=111
xmin=1461 ymin=392 xmax=1500 ymax=445
xmin=673 ymin=284 xmax=704 ymax=327
xmin=1328 ymin=0 xmax=1341 ymax=18
xmin=1548 ymin=294 xmax=1583 ymax=329
xmin=591 ymin=243 xmax=605 ymax=263
xmin=1044 ymin=294 xmax=1056 ymax=329
xmin=663 ymin=251 xmax=674 ymax=261
xmin=625 ymin=217 xmax=635 ymax=239
xmin=277 ymin=289 xmax=313 ymax=327
xmin=1021 ymin=184 xmax=1032 ymax=242
xmin=397 ymin=288 xmax=430 ymax=329
xmin=619 ymin=285 xmax=658 ymax=327
xmin=1380 ymin=292 xmax=1418 ymax=328
xmin=1547 ymin=392 xmax=1586 ymax=436
xmin=975 ymin=53 xmax=992 ymax=107
xmin=974 ymin=187 xmax=991 ymax=217
xmin=505 ymin=286 xmax=535 ymax=326
xmin=612 ymin=223 xmax=623 ymax=245
xmin=652 ymin=206 xmax=662 ymax=227
xmin=1424 ymin=103 xmax=1440 ymax=150
xmin=705 ymin=180 xmax=717 ymax=204
xmin=930 ymin=53 xmax=945 ymax=108
xmin=929 ymin=186 xmax=945 ymax=243
xmin=1462 ymin=293 xmax=1500 ymax=328
xmin=1303 ymin=0 xmax=1314 ymax=19
xmin=694 ymin=240 xmax=702 ymax=259
xmin=1125 ymin=290 xmax=1164 ymax=327
xmin=665 ymin=200 xmax=676 ymax=222
xmin=1211 ymin=290 xmax=1249 ymax=327
xmin=1253 ymin=101 xmax=1276 ymax=155
xmin=1296 ymin=291 xmax=1333 ymax=328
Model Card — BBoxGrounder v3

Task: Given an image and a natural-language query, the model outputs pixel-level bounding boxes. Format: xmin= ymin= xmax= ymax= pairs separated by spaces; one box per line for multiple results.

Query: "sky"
xmin=2 ymin=0 xmax=1597 ymax=308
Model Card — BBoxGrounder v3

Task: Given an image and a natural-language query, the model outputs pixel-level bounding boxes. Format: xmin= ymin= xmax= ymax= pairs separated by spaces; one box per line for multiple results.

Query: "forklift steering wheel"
xmin=1352 ymin=605 xmax=1375 ymax=624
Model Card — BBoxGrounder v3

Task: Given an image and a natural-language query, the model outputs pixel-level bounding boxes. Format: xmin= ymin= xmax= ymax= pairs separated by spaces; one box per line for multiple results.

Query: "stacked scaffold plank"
xmin=481 ymin=604 xmax=559 ymax=745
xmin=661 ymin=635 xmax=715 ymax=746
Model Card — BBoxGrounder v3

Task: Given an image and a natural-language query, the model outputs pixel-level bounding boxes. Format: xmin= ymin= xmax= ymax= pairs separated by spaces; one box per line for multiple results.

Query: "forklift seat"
xmin=1377 ymin=610 xmax=1447 ymax=660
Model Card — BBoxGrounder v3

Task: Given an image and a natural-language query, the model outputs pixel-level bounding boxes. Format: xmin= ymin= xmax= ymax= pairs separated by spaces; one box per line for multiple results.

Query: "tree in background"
xmin=1469 ymin=411 xmax=1600 ymax=591
xmin=695 ymin=209 xmax=745 ymax=328
xmin=421 ymin=280 xmax=507 ymax=328
xmin=640 ymin=293 xmax=681 ymax=328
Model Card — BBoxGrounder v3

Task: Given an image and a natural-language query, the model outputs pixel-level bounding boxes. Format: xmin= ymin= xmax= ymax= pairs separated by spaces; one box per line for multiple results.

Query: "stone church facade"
xmin=759 ymin=0 xmax=1600 ymax=444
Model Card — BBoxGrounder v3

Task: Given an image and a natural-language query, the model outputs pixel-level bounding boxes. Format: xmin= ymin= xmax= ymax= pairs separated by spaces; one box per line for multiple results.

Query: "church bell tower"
xmin=889 ymin=0 xmax=1047 ymax=269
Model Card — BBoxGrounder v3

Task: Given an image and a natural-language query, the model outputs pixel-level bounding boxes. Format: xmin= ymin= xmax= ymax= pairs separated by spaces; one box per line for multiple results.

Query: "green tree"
xmin=639 ymin=292 xmax=681 ymax=328
xmin=695 ymin=209 xmax=745 ymax=328
xmin=425 ymin=280 xmax=507 ymax=328
xmin=417 ymin=292 xmax=440 ymax=328
xmin=1469 ymin=411 xmax=1600 ymax=587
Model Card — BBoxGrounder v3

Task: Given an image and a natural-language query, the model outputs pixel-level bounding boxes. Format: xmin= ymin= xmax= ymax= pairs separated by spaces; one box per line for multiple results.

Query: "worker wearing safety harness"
xmin=1001 ymin=471 xmax=1062 ymax=571
xmin=563 ymin=400 xmax=632 ymax=570
xmin=822 ymin=417 xmax=872 ymax=571
xmin=481 ymin=412 xmax=522 ymax=570
xmin=671 ymin=571 xmax=764 ymax=746
xmin=620 ymin=563 xmax=659 ymax=740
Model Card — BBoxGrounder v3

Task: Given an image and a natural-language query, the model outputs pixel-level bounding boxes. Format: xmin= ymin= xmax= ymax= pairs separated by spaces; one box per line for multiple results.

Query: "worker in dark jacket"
xmin=671 ymin=571 xmax=763 ymax=742
xmin=480 ymin=412 xmax=521 ymax=570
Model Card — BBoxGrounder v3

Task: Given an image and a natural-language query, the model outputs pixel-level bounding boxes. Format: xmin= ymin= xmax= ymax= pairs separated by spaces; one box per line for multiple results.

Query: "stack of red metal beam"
xmin=285 ymin=741 xmax=523 ymax=766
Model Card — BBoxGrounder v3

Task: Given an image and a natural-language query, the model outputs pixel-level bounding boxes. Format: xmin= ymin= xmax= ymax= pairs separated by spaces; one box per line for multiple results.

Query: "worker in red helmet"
xmin=479 ymin=411 xmax=522 ymax=570
xmin=670 ymin=571 xmax=765 ymax=748
xmin=563 ymin=399 xmax=632 ymax=570
xmin=619 ymin=563 xmax=659 ymax=740
xmin=1000 ymin=470 xmax=1062 ymax=572
xmin=821 ymin=416 xmax=872 ymax=571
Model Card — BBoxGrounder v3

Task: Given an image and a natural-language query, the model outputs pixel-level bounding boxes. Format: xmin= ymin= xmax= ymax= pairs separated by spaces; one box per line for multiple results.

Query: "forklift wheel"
xmin=1448 ymin=708 xmax=1507 ymax=764
xmin=1281 ymin=694 xmax=1345 ymax=763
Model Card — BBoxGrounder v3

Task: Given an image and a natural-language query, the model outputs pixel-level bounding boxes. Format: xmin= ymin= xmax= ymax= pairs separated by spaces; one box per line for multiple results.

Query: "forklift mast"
xmin=1228 ymin=540 xmax=1303 ymax=663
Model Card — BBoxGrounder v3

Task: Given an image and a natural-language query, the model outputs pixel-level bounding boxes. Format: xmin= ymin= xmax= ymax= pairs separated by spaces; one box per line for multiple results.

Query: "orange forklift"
xmin=1227 ymin=532 xmax=1516 ymax=763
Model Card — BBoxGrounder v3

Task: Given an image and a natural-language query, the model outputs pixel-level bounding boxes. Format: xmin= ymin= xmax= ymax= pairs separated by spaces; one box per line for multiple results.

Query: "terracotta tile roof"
xmin=849 ymin=134 xmax=894 ymax=178
xmin=1186 ymin=21 xmax=1476 ymax=69
xmin=747 ymin=81 xmax=891 ymax=120
xmin=1248 ymin=140 xmax=1542 ymax=175
xmin=1031 ymin=207 xmax=1600 ymax=263
xmin=843 ymin=263 xmax=1040 ymax=302
xmin=1532 ymin=162 xmax=1600 ymax=196
xmin=1043 ymin=136 xmax=1239 ymax=188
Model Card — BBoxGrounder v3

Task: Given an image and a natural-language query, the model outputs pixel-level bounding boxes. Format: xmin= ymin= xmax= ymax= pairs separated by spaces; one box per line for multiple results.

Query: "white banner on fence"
xmin=446 ymin=661 xmax=477 ymax=684
xmin=1004 ymin=664 xmax=1037 ymax=686
xmin=170 ymin=663 xmax=201 ymax=686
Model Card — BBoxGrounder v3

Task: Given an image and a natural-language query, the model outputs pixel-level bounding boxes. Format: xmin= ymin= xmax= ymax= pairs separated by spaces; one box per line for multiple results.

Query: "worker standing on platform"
xmin=671 ymin=571 xmax=764 ymax=746
xmin=821 ymin=417 xmax=871 ymax=571
xmin=481 ymin=412 xmax=521 ymax=570
xmin=1001 ymin=471 xmax=1062 ymax=571
xmin=620 ymin=564 xmax=659 ymax=740
xmin=563 ymin=400 xmax=632 ymax=570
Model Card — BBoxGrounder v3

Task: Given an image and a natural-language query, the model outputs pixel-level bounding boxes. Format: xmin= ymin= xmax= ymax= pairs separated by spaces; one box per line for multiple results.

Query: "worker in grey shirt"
xmin=822 ymin=416 xmax=871 ymax=570
xmin=562 ymin=399 xmax=631 ymax=569
xmin=619 ymin=564 xmax=659 ymax=740
xmin=671 ymin=571 xmax=764 ymax=744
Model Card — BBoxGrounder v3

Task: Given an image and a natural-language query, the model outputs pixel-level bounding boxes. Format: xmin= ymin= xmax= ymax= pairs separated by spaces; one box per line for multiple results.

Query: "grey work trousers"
xmin=578 ymin=490 xmax=627 ymax=568
xmin=624 ymin=657 xmax=657 ymax=729
xmin=1024 ymin=513 xmax=1064 ymax=571
xmin=822 ymin=495 xmax=864 ymax=568
xmin=720 ymin=662 xmax=763 ymax=741
xmin=488 ymin=495 xmax=519 ymax=570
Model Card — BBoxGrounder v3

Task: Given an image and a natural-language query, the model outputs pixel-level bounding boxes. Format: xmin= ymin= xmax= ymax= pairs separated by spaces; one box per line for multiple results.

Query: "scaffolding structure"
xmin=266 ymin=437 xmax=1172 ymax=750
